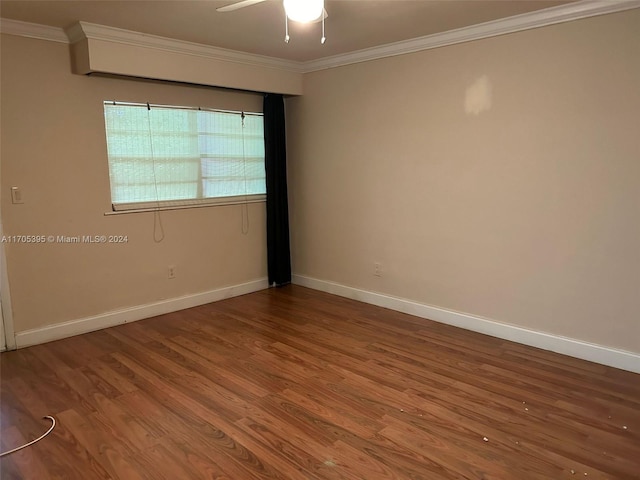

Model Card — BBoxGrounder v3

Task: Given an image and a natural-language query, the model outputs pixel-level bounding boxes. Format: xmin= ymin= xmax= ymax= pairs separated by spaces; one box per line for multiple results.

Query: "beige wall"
xmin=287 ymin=10 xmax=640 ymax=353
xmin=1 ymin=34 xmax=267 ymax=333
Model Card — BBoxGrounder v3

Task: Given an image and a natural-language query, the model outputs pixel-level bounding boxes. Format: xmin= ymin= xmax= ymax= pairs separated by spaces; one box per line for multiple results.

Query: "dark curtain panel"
xmin=263 ymin=93 xmax=292 ymax=286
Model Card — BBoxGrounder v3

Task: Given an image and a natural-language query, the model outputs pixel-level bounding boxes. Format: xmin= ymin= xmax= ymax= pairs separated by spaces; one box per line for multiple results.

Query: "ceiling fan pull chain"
xmin=284 ymin=14 xmax=290 ymax=43
xmin=321 ymin=14 xmax=326 ymax=44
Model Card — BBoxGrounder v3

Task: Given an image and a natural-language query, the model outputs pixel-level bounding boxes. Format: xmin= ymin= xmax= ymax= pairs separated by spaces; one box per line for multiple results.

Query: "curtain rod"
xmin=104 ymin=101 xmax=262 ymax=116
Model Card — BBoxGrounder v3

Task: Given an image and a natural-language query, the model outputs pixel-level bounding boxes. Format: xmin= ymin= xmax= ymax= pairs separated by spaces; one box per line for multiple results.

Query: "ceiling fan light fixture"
xmin=283 ymin=0 xmax=324 ymax=23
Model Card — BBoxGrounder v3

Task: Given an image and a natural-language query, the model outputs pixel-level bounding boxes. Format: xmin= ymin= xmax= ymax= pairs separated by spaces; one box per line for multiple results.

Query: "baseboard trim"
xmin=292 ymin=275 xmax=640 ymax=374
xmin=14 ymin=278 xmax=269 ymax=348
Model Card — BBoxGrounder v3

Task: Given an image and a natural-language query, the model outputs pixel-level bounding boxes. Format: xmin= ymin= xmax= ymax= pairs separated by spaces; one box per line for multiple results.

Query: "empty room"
xmin=1 ymin=0 xmax=639 ymax=478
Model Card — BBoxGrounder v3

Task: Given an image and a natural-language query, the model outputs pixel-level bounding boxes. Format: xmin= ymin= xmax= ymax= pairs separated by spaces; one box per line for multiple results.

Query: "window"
xmin=103 ymin=101 xmax=266 ymax=211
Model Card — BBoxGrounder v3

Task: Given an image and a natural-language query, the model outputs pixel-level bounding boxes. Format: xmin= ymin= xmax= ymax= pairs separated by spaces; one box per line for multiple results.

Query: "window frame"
xmin=103 ymin=101 xmax=266 ymax=213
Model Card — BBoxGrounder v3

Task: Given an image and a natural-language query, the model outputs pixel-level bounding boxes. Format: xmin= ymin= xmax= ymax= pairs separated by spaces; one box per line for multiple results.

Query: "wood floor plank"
xmin=114 ymin=390 xmax=262 ymax=480
xmin=109 ymin=352 xmax=298 ymax=479
xmin=0 ymin=427 xmax=53 ymax=480
xmin=58 ymin=408 xmax=148 ymax=480
xmin=2 ymin=285 xmax=639 ymax=479
xmin=143 ymin=439 xmax=232 ymax=480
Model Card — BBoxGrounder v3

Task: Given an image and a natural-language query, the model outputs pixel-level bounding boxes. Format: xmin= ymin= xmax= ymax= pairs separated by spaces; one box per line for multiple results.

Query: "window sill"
xmin=104 ymin=195 xmax=266 ymax=215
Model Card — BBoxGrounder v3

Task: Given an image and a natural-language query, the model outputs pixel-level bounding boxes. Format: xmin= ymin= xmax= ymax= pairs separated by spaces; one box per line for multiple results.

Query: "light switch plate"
xmin=11 ymin=187 xmax=24 ymax=204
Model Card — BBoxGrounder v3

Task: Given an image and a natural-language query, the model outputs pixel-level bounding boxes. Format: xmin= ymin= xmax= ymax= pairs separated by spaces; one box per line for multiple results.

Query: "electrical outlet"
xmin=374 ymin=262 xmax=382 ymax=277
xmin=168 ymin=265 xmax=176 ymax=279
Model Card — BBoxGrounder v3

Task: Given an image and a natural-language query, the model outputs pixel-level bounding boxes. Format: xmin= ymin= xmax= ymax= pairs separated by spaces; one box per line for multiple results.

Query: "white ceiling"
xmin=1 ymin=0 xmax=577 ymax=62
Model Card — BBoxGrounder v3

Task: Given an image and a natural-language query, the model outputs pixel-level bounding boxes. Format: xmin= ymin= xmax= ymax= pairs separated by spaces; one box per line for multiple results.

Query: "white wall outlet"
xmin=168 ymin=265 xmax=176 ymax=279
xmin=374 ymin=262 xmax=382 ymax=277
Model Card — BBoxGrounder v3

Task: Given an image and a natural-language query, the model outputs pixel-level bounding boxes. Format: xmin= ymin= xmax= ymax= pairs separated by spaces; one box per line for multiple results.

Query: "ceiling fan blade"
xmin=216 ymin=0 xmax=267 ymax=13
xmin=309 ymin=9 xmax=328 ymax=23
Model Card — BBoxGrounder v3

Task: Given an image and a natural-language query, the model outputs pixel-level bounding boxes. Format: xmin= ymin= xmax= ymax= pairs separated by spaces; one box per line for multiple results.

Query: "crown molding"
xmin=67 ymin=21 xmax=305 ymax=74
xmin=301 ymin=0 xmax=640 ymax=72
xmin=2 ymin=0 xmax=638 ymax=75
xmin=0 ymin=18 xmax=68 ymax=43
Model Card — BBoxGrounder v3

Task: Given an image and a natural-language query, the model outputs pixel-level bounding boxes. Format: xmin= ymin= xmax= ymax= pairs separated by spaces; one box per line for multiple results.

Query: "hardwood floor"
xmin=1 ymin=285 xmax=639 ymax=479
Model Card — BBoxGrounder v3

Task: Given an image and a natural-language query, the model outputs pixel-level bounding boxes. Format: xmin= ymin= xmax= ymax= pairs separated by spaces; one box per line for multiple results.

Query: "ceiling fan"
xmin=217 ymin=0 xmax=328 ymax=43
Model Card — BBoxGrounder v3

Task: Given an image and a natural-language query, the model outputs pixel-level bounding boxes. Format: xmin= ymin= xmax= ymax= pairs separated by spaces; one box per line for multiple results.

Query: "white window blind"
xmin=103 ymin=102 xmax=266 ymax=211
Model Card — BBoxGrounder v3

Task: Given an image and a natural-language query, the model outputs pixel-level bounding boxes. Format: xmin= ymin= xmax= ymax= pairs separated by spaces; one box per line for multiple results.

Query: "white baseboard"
xmin=292 ymin=275 xmax=640 ymax=374
xmin=14 ymin=278 xmax=269 ymax=348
